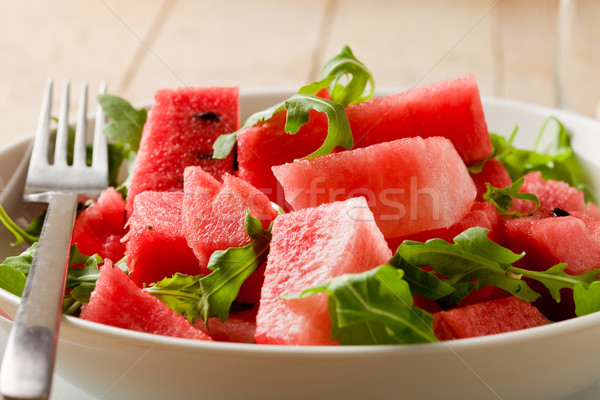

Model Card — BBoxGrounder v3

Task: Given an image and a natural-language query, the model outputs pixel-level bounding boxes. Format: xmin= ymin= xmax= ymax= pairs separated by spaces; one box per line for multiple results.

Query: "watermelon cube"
xmin=470 ymin=158 xmax=513 ymax=201
xmin=81 ymin=261 xmax=211 ymax=341
xmin=236 ymin=100 xmax=330 ymax=205
xmin=183 ymin=166 xmax=278 ymax=268
xmin=388 ymin=201 xmax=501 ymax=251
xmin=195 ymin=306 xmax=257 ymax=343
xmin=500 ymin=210 xmax=600 ymax=320
xmin=254 ymin=197 xmax=393 ymax=345
xmin=512 ymin=171 xmax=587 ymax=214
xmin=125 ymin=87 xmax=240 ymax=216
xmin=124 ymin=191 xmax=200 ymax=287
xmin=272 ymin=136 xmax=477 ymax=239
xmin=501 ymin=211 xmax=600 ymax=276
xmin=433 ymin=296 xmax=549 ymax=340
xmin=71 ymin=187 xmax=127 ymax=262
xmin=346 ymin=74 xmax=491 ymax=164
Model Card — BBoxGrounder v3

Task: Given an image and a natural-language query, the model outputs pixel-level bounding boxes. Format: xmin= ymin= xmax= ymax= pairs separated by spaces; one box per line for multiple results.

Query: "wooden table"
xmin=0 ymin=0 xmax=597 ymax=148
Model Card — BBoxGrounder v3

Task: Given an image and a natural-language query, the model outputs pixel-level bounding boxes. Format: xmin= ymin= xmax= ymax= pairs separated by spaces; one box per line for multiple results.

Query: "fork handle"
xmin=0 ymin=193 xmax=78 ymax=400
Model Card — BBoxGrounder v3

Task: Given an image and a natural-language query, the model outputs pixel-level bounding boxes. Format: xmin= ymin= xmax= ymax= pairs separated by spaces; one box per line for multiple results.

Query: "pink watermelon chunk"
xmin=500 ymin=209 xmax=600 ymax=320
xmin=236 ymin=97 xmax=330 ymax=205
xmin=254 ymin=197 xmax=393 ymax=345
xmin=125 ymin=87 xmax=240 ymax=216
xmin=124 ymin=191 xmax=200 ymax=287
xmin=195 ymin=306 xmax=257 ymax=343
xmin=470 ymin=159 xmax=513 ymax=201
xmin=501 ymin=210 xmax=600 ymax=276
xmin=183 ymin=166 xmax=278 ymax=268
xmin=346 ymin=74 xmax=491 ymax=164
xmin=81 ymin=261 xmax=211 ymax=341
xmin=512 ymin=171 xmax=587 ymax=214
xmin=71 ymin=187 xmax=126 ymax=262
xmin=433 ymin=296 xmax=549 ymax=340
xmin=388 ymin=201 xmax=501 ymax=251
xmin=272 ymin=136 xmax=477 ymax=239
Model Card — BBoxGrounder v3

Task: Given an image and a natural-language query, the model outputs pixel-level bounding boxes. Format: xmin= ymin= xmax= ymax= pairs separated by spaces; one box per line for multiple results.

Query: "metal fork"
xmin=0 ymin=79 xmax=108 ymax=400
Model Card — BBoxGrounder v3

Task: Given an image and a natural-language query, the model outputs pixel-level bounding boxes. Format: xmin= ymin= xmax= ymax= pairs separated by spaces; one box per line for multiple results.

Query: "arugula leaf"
xmin=435 ymin=281 xmax=476 ymax=310
xmin=0 ymin=244 xmax=36 ymax=296
xmin=285 ymin=265 xmax=437 ymax=345
xmin=494 ymin=117 xmax=593 ymax=203
xmin=96 ymin=94 xmax=146 ymax=152
xmin=398 ymin=227 xmax=600 ymax=308
xmin=283 ymin=94 xmax=353 ymax=158
xmin=573 ymin=281 xmax=600 ymax=316
xmin=63 ymin=248 xmax=103 ymax=306
xmin=146 ymin=212 xmax=272 ymax=324
xmin=0 ymin=203 xmax=39 ymax=246
xmin=144 ymin=272 xmax=204 ymax=319
xmin=97 ymin=94 xmax=146 ymax=189
xmin=197 ymin=213 xmax=272 ymax=322
xmin=321 ymin=45 xmax=375 ymax=106
xmin=212 ymin=45 xmax=372 ymax=159
xmin=511 ymin=263 xmax=599 ymax=303
xmin=397 ymin=227 xmax=540 ymax=302
xmin=483 ymin=177 xmax=540 ymax=217
xmin=387 ymin=253 xmax=454 ymax=300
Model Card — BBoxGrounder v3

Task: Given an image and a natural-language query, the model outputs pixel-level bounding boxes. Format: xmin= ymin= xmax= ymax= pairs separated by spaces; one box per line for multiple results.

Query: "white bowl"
xmin=1 ymin=90 xmax=600 ymax=400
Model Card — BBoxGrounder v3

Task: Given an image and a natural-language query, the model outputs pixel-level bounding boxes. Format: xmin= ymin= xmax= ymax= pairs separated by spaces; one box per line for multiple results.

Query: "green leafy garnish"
xmin=483 ymin=177 xmax=540 ymax=217
xmin=283 ymin=94 xmax=353 ymax=158
xmin=284 ymin=264 xmax=437 ymax=345
xmin=0 ymin=204 xmax=39 ymax=246
xmin=321 ymin=45 xmax=374 ymax=106
xmin=398 ymin=227 xmax=539 ymax=302
xmin=492 ymin=117 xmax=594 ymax=203
xmin=97 ymin=94 xmax=146 ymax=189
xmin=397 ymin=227 xmax=600 ymax=307
xmin=145 ymin=212 xmax=272 ymax=324
xmin=96 ymin=94 xmax=146 ymax=152
xmin=0 ymin=244 xmax=36 ymax=297
xmin=574 ymin=281 xmax=600 ymax=316
xmin=212 ymin=45 xmax=374 ymax=160
xmin=197 ymin=212 xmax=272 ymax=322
xmin=387 ymin=253 xmax=454 ymax=301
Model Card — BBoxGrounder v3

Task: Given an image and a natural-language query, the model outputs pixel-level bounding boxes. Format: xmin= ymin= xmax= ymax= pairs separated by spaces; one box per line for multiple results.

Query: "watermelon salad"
xmin=2 ymin=45 xmax=600 ymax=346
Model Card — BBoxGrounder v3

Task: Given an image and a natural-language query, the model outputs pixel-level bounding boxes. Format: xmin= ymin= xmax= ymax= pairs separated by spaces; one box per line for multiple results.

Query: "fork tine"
xmin=72 ymin=81 xmax=88 ymax=167
xmin=54 ymin=80 xmax=70 ymax=166
xmin=92 ymin=81 xmax=108 ymax=170
xmin=29 ymin=79 xmax=53 ymax=168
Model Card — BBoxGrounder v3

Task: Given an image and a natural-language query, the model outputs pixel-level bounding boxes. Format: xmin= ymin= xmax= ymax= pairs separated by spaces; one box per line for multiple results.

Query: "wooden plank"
xmin=320 ymin=0 xmax=498 ymax=97
xmin=123 ymin=0 xmax=329 ymax=102
xmin=0 ymin=0 xmax=165 ymax=145
xmin=496 ymin=0 xmax=559 ymax=107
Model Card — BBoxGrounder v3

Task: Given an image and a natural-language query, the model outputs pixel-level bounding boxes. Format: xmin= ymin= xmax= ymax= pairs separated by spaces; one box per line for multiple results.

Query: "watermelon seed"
xmin=552 ymin=208 xmax=570 ymax=217
xmin=194 ymin=112 xmax=221 ymax=121
xmin=196 ymin=152 xmax=214 ymax=160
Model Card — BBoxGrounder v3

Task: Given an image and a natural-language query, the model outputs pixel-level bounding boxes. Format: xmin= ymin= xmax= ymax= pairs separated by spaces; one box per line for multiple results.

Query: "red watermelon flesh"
xmin=71 ymin=187 xmax=126 ymax=262
xmin=501 ymin=210 xmax=600 ymax=276
xmin=195 ymin=306 xmax=257 ymax=343
xmin=345 ymin=74 xmax=491 ymax=164
xmin=470 ymin=159 xmax=513 ymax=201
xmin=81 ymin=260 xmax=211 ymax=341
xmin=183 ymin=166 xmax=278 ymax=268
xmin=254 ymin=197 xmax=393 ymax=346
xmin=433 ymin=296 xmax=549 ymax=340
xmin=125 ymin=87 xmax=240 ymax=216
xmin=236 ymin=103 xmax=330 ymax=206
xmin=273 ymin=136 xmax=476 ymax=239
xmin=387 ymin=201 xmax=501 ymax=252
xmin=124 ymin=191 xmax=201 ymax=287
xmin=512 ymin=171 xmax=587 ymax=214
